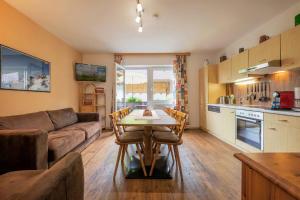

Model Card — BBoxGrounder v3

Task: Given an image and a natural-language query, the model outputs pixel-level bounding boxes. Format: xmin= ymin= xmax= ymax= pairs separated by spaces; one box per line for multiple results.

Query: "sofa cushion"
xmin=0 ymin=111 xmax=54 ymax=132
xmin=47 ymin=108 xmax=78 ymax=129
xmin=48 ymin=130 xmax=85 ymax=162
xmin=61 ymin=122 xmax=100 ymax=139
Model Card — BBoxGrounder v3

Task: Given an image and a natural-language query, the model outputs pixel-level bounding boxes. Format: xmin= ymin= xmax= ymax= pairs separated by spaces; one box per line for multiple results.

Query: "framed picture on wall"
xmin=0 ymin=45 xmax=51 ymax=92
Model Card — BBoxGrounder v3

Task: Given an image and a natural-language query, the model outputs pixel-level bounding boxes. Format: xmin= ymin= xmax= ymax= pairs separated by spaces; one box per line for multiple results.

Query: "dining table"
xmin=117 ymin=109 xmax=179 ymax=179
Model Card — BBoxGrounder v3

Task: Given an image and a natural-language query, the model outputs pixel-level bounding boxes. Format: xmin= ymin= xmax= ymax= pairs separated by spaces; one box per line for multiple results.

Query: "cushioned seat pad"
xmin=61 ymin=122 xmax=100 ymax=139
xmin=152 ymin=126 xmax=172 ymax=132
xmin=152 ymin=131 xmax=179 ymax=143
xmin=48 ymin=130 xmax=85 ymax=161
xmin=124 ymin=126 xmax=144 ymax=132
xmin=119 ymin=131 xmax=144 ymax=143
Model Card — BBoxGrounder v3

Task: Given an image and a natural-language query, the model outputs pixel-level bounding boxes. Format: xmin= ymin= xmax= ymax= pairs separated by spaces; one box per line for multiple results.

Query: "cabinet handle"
xmin=269 ymin=128 xmax=277 ymax=131
xmin=278 ymin=119 xmax=288 ymax=123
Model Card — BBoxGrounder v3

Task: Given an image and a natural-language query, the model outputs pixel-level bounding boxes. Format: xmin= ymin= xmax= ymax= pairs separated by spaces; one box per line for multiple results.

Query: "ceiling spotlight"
xmin=135 ymin=15 xmax=141 ymax=23
xmin=138 ymin=26 xmax=143 ymax=33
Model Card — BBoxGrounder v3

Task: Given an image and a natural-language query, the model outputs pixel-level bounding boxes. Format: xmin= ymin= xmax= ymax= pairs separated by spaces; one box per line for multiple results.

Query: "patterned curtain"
xmin=173 ymin=55 xmax=189 ymax=115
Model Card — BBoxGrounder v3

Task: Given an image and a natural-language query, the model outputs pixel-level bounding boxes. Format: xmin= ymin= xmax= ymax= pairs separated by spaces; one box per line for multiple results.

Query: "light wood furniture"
xmin=199 ymin=65 xmax=226 ymax=131
xmin=109 ymin=111 xmax=147 ymax=179
xmin=218 ymin=59 xmax=232 ymax=84
xmin=219 ymin=108 xmax=236 ymax=144
xmin=83 ymin=130 xmax=241 ymax=200
xmin=79 ymin=82 xmax=106 ymax=129
xmin=281 ymin=25 xmax=300 ymax=70
xmin=264 ymin=113 xmax=300 ymax=152
xmin=235 ymin=153 xmax=300 ymax=200
xmin=150 ymin=111 xmax=188 ymax=179
xmin=117 ymin=109 xmax=178 ymax=166
xmin=249 ymin=35 xmax=281 ymax=67
xmin=231 ymin=50 xmax=249 ymax=80
xmin=206 ymin=107 xmax=235 ymax=145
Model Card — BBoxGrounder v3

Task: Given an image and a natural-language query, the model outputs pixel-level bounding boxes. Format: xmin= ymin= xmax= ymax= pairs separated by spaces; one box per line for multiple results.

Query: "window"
xmin=125 ymin=66 xmax=175 ymax=108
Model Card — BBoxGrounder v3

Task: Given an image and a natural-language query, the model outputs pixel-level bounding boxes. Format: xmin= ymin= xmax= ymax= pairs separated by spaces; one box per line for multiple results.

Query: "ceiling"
xmin=4 ymin=0 xmax=299 ymax=53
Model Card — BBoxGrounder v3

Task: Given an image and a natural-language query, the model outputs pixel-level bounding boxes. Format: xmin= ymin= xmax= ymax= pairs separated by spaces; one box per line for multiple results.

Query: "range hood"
xmin=239 ymin=60 xmax=281 ymax=75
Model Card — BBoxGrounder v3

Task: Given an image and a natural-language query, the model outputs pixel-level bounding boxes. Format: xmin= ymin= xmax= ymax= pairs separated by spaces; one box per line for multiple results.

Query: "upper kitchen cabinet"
xmin=231 ymin=50 xmax=249 ymax=81
xmin=218 ymin=59 xmax=232 ymax=84
xmin=249 ymin=35 xmax=281 ymax=67
xmin=281 ymin=25 xmax=300 ymax=69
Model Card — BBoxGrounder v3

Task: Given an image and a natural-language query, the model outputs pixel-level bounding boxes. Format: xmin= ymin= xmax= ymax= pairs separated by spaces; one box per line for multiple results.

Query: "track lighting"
xmin=138 ymin=26 xmax=143 ymax=33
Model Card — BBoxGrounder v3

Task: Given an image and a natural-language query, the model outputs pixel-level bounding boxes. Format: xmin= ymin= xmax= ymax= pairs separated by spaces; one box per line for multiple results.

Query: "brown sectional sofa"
xmin=0 ymin=152 xmax=84 ymax=200
xmin=0 ymin=108 xmax=101 ymax=174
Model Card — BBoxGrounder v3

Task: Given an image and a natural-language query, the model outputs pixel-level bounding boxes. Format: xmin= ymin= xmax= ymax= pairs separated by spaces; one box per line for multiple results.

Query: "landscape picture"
xmin=75 ymin=63 xmax=106 ymax=82
xmin=0 ymin=45 xmax=50 ymax=92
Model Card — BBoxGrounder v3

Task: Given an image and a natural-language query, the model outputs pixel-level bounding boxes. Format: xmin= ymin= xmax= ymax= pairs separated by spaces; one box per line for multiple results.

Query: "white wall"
xmin=217 ymin=2 xmax=300 ymax=58
xmin=82 ymin=52 xmax=216 ymax=128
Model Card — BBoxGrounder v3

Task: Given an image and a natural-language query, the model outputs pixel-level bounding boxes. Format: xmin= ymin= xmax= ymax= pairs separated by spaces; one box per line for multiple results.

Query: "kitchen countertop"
xmin=207 ymin=104 xmax=300 ymax=117
xmin=234 ymin=153 xmax=300 ymax=200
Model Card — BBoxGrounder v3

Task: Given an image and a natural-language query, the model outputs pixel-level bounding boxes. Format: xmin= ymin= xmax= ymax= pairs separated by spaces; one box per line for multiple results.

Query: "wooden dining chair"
xmin=152 ymin=108 xmax=175 ymax=133
xmin=150 ymin=111 xmax=188 ymax=179
xmin=109 ymin=111 xmax=147 ymax=179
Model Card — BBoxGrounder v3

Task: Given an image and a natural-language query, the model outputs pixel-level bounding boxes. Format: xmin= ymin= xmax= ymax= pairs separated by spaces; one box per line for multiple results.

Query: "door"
xmin=249 ymin=35 xmax=280 ymax=67
xmin=231 ymin=50 xmax=249 ymax=81
xmin=218 ymin=59 xmax=232 ymax=84
xmin=281 ymin=25 xmax=300 ymax=69
xmin=220 ymin=108 xmax=236 ymax=144
xmin=236 ymin=117 xmax=263 ymax=150
xmin=115 ymin=64 xmax=125 ymax=110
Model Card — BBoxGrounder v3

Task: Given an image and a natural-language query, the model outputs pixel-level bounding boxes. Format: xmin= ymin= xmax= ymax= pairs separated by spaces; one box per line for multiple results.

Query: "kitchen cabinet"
xmin=281 ymin=25 xmax=300 ymax=70
xmin=206 ymin=107 xmax=221 ymax=134
xmin=264 ymin=113 xmax=300 ymax=152
xmin=231 ymin=50 xmax=249 ymax=81
xmin=199 ymin=65 xmax=226 ymax=130
xmin=218 ymin=59 xmax=232 ymax=84
xmin=219 ymin=108 xmax=236 ymax=144
xmin=206 ymin=107 xmax=235 ymax=145
xmin=249 ymin=35 xmax=281 ymax=67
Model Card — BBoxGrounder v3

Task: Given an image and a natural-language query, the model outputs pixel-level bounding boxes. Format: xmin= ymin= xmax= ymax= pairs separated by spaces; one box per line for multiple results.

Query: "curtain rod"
xmin=114 ymin=52 xmax=191 ymax=56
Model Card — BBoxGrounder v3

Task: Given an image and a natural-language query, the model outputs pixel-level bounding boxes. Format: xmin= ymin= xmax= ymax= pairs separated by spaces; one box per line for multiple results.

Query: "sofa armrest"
xmin=77 ymin=112 xmax=100 ymax=122
xmin=0 ymin=129 xmax=48 ymax=174
xmin=0 ymin=152 xmax=84 ymax=200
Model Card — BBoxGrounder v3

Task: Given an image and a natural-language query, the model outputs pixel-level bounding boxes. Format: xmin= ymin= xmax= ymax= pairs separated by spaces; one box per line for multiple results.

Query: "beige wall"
xmin=82 ymin=53 xmax=216 ymax=128
xmin=82 ymin=53 xmax=114 ymax=128
xmin=0 ymin=1 xmax=82 ymax=116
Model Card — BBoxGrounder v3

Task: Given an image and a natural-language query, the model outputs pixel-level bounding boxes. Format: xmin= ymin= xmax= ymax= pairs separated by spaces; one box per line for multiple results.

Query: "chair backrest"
xmin=169 ymin=109 xmax=177 ymax=118
xmin=119 ymin=107 xmax=131 ymax=118
xmin=175 ymin=111 xmax=188 ymax=140
xmin=109 ymin=111 xmax=124 ymax=141
xmin=163 ymin=107 xmax=171 ymax=115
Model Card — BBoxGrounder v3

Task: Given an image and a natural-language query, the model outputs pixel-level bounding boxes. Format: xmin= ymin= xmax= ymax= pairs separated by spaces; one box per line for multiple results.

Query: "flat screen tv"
xmin=75 ymin=63 xmax=106 ymax=82
xmin=0 ymin=45 xmax=51 ymax=92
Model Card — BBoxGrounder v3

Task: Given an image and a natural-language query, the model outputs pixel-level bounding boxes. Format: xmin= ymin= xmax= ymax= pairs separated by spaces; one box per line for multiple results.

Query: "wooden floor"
xmin=82 ymin=130 xmax=242 ymax=200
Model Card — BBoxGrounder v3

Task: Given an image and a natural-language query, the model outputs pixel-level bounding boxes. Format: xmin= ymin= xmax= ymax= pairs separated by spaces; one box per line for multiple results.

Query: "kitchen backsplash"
xmin=230 ymin=70 xmax=300 ymax=106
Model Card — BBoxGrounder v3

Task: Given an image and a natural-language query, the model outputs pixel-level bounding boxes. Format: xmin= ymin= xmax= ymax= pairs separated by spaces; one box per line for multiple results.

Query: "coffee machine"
xmin=271 ymin=91 xmax=295 ymax=110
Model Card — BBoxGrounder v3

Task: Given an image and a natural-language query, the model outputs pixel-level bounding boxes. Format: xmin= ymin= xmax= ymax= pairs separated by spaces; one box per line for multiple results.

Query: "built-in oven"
xmin=236 ymin=110 xmax=264 ymax=151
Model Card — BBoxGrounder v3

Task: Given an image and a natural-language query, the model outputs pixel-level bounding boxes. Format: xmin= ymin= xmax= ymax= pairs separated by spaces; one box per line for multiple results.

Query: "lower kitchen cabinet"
xmin=264 ymin=113 xmax=300 ymax=152
xmin=206 ymin=106 xmax=235 ymax=145
xmin=219 ymin=107 xmax=236 ymax=144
